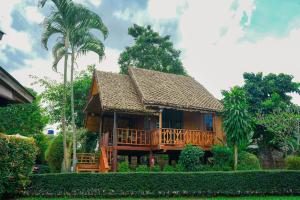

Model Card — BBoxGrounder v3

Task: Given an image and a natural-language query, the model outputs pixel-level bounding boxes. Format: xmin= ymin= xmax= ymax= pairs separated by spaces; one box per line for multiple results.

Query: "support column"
xmin=98 ymin=114 xmax=103 ymax=147
xmin=159 ymin=109 xmax=163 ymax=129
xmin=112 ymin=112 xmax=118 ymax=172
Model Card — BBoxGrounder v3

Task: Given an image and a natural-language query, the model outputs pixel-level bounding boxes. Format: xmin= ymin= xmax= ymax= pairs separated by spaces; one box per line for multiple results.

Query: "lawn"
xmin=19 ymin=197 xmax=300 ymax=200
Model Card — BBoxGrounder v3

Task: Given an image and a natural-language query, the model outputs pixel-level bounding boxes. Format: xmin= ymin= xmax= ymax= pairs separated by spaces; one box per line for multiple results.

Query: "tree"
xmin=0 ymin=89 xmax=48 ymax=136
xmin=242 ymin=72 xmax=300 ymax=164
xmin=222 ymin=86 xmax=253 ymax=170
xmin=41 ymin=0 xmax=108 ymax=171
xmin=258 ymin=107 xmax=300 ymax=156
xmin=34 ymin=65 xmax=94 ymax=128
xmin=119 ymin=24 xmax=186 ymax=75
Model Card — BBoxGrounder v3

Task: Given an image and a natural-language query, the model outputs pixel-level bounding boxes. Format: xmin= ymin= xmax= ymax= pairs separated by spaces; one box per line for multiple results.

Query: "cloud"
xmin=74 ymin=0 xmax=102 ymax=7
xmin=24 ymin=6 xmax=44 ymax=24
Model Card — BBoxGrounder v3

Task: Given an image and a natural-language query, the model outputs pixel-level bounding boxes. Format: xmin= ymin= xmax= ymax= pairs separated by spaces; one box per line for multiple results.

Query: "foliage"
xmin=34 ymin=65 xmax=94 ymax=128
xmin=162 ymin=165 xmax=175 ymax=172
xmin=242 ymin=72 xmax=300 ymax=152
xmin=33 ymin=134 xmax=52 ymax=164
xmin=0 ymin=134 xmax=37 ymax=198
xmin=0 ymin=94 xmax=48 ymax=136
xmin=285 ymin=156 xmax=300 ymax=170
xmin=118 ymin=162 xmax=131 ymax=172
xmin=258 ymin=107 xmax=300 ymax=155
xmin=222 ymin=86 xmax=253 ymax=170
xmin=151 ymin=165 xmax=161 ymax=172
xmin=26 ymin=171 xmax=300 ymax=197
xmin=77 ymin=131 xmax=98 ymax=153
xmin=237 ymin=152 xmax=261 ymax=170
xmin=135 ymin=165 xmax=149 ymax=172
xmin=45 ymin=135 xmax=64 ymax=173
xmin=178 ymin=144 xmax=204 ymax=171
xmin=34 ymin=165 xmax=50 ymax=174
xmin=119 ymin=24 xmax=186 ymax=75
xmin=222 ymin=86 xmax=253 ymax=148
xmin=211 ymin=145 xmax=233 ymax=170
xmin=243 ymin=72 xmax=300 ymax=115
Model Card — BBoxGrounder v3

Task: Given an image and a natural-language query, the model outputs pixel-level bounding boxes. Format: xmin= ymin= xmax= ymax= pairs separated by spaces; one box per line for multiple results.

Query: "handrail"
xmin=77 ymin=153 xmax=98 ymax=164
xmin=116 ymin=128 xmax=150 ymax=145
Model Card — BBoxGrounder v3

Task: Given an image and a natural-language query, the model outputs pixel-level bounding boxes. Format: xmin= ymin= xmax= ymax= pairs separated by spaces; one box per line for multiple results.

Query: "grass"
xmin=19 ymin=197 xmax=300 ymax=200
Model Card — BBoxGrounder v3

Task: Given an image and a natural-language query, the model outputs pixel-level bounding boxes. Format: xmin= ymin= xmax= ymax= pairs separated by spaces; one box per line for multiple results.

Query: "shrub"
xmin=25 ymin=171 xmax=300 ymax=198
xmin=285 ymin=156 xmax=300 ymax=170
xmin=178 ymin=144 xmax=204 ymax=171
xmin=34 ymin=164 xmax=50 ymax=174
xmin=163 ymin=165 xmax=175 ymax=172
xmin=237 ymin=152 xmax=261 ymax=170
xmin=150 ymin=165 xmax=161 ymax=172
xmin=135 ymin=165 xmax=149 ymax=172
xmin=211 ymin=145 xmax=232 ymax=170
xmin=33 ymin=134 xmax=51 ymax=164
xmin=118 ymin=162 xmax=131 ymax=172
xmin=45 ymin=135 xmax=64 ymax=173
xmin=0 ymin=134 xmax=37 ymax=198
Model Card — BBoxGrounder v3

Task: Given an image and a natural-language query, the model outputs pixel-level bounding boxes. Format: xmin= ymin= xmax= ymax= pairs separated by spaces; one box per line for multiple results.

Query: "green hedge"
xmin=24 ymin=171 xmax=300 ymax=198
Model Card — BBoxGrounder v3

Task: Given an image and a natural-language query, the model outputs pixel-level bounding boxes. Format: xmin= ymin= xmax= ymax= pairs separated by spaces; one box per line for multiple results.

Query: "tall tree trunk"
xmin=70 ymin=49 xmax=77 ymax=172
xmin=233 ymin=143 xmax=238 ymax=171
xmin=61 ymin=37 xmax=69 ymax=172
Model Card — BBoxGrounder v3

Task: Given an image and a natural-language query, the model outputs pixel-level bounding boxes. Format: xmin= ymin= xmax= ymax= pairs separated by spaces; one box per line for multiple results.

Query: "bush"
xmin=34 ymin=164 xmax=50 ymax=174
xmin=238 ymin=152 xmax=261 ymax=170
xmin=25 ymin=171 xmax=300 ymax=197
xmin=45 ymin=135 xmax=64 ymax=173
xmin=0 ymin=134 xmax=37 ymax=198
xmin=211 ymin=145 xmax=232 ymax=170
xmin=33 ymin=134 xmax=51 ymax=164
xmin=118 ymin=162 xmax=131 ymax=172
xmin=178 ymin=144 xmax=204 ymax=171
xmin=135 ymin=165 xmax=149 ymax=172
xmin=163 ymin=165 xmax=175 ymax=172
xmin=150 ymin=165 xmax=160 ymax=172
xmin=285 ymin=156 xmax=300 ymax=170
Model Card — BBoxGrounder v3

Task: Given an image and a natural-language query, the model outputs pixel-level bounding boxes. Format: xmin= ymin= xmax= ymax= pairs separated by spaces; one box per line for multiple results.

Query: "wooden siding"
xmin=86 ymin=115 xmax=100 ymax=132
xmin=183 ymin=111 xmax=203 ymax=130
xmin=214 ymin=115 xmax=226 ymax=145
xmin=91 ymin=78 xmax=99 ymax=95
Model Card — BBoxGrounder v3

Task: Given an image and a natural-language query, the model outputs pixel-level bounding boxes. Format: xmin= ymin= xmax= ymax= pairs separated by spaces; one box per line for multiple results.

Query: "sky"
xmin=0 ymin=0 xmax=299 ymax=105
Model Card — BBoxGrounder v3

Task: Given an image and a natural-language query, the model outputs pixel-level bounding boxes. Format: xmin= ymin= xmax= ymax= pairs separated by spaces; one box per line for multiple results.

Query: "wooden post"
xmin=212 ymin=113 xmax=216 ymax=145
xmin=112 ymin=112 xmax=118 ymax=172
xmin=159 ymin=109 xmax=163 ymax=129
xmin=98 ymin=115 xmax=103 ymax=147
xmin=159 ymin=109 xmax=163 ymax=145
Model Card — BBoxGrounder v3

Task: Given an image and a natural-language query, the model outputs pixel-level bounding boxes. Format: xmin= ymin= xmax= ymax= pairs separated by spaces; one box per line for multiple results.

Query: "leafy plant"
xmin=178 ymin=144 xmax=204 ymax=171
xmin=135 ymin=165 xmax=149 ymax=172
xmin=118 ymin=162 xmax=131 ymax=172
xmin=222 ymin=86 xmax=253 ymax=170
xmin=211 ymin=145 xmax=232 ymax=170
xmin=33 ymin=134 xmax=52 ymax=164
xmin=163 ymin=165 xmax=175 ymax=172
xmin=285 ymin=156 xmax=300 ymax=170
xmin=237 ymin=152 xmax=261 ymax=170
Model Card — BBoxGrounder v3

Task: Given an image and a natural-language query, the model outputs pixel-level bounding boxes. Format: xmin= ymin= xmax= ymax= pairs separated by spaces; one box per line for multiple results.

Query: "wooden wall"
xmin=214 ymin=115 xmax=226 ymax=145
xmin=183 ymin=111 xmax=226 ymax=145
xmin=183 ymin=112 xmax=203 ymax=130
xmin=86 ymin=115 xmax=100 ymax=132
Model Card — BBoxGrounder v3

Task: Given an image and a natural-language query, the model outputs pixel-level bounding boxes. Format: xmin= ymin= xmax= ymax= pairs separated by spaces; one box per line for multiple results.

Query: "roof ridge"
xmin=129 ymin=66 xmax=189 ymax=78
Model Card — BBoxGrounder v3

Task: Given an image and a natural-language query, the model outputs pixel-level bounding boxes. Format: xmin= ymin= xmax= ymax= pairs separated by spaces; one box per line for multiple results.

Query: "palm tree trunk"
xmin=233 ymin=143 xmax=238 ymax=171
xmin=61 ymin=38 xmax=69 ymax=172
xmin=70 ymin=48 xmax=77 ymax=172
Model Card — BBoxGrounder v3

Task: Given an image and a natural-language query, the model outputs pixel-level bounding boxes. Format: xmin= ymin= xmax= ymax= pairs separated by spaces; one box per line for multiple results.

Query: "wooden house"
xmin=77 ymin=67 xmax=225 ymax=172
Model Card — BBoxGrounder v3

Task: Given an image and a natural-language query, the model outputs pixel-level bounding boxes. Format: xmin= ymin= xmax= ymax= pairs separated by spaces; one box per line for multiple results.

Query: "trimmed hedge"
xmin=24 ymin=171 xmax=300 ymax=198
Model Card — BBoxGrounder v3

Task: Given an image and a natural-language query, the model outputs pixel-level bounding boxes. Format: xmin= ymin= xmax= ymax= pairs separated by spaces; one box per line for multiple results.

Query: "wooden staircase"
xmin=76 ymin=146 xmax=111 ymax=173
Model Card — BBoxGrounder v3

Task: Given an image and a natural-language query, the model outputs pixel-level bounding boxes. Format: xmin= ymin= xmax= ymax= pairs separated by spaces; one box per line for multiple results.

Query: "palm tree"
xmin=222 ymin=86 xmax=253 ymax=170
xmin=40 ymin=0 xmax=108 ymax=171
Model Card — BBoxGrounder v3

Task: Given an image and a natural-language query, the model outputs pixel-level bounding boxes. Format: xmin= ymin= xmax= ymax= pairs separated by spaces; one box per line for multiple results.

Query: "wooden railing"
xmin=77 ymin=153 xmax=98 ymax=164
xmin=116 ymin=128 xmax=150 ymax=145
xmin=103 ymin=128 xmax=214 ymax=148
xmin=151 ymin=128 xmax=214 ymax=147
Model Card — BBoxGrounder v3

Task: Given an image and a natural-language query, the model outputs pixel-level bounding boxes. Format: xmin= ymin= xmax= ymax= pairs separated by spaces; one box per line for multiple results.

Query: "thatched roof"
xmin=93 ymin=67 xmax=223 ymax=113
xmin=95 ymin=71 xmax=153 ymax=113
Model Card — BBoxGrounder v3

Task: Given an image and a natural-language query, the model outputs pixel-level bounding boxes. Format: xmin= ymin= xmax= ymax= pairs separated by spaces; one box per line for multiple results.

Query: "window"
xmin=204 ymin=114 xmax=213 ymax=131
xmin=162 ymin=109 xmax=183 ymax=129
